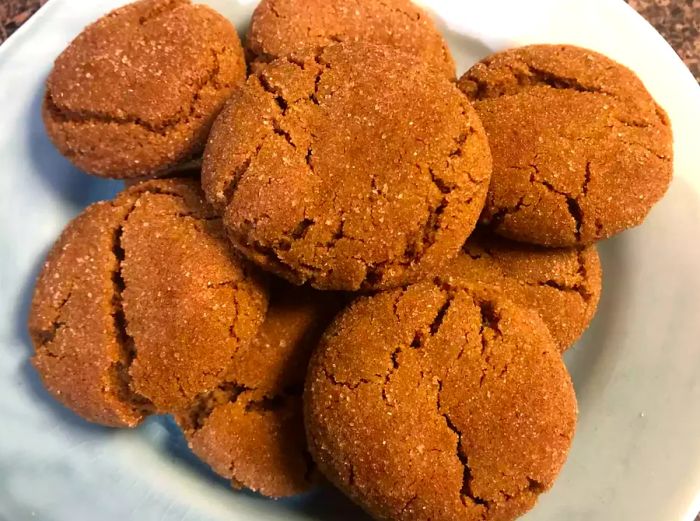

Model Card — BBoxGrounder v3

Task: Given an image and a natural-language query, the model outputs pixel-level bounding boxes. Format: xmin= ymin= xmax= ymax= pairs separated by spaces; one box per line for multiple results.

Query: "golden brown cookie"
xmin=28 ymin=178 xmax=268 ymax=426
xmin=458 ymin=44 xmax=673 ymax=246
xmin=246 ymin=0 xmax=454 ymax=77
xmin=43 ymin=0 xmax=246 ymax=179
xmin=305 ymin=280 xmax=577 ymax=521
xmin=176 ymin=282 xmax=345 ymax=497
xmin=444 ymin=232 xmax=601 ymax=351
xmin=203 ymin=42 xmax=492 ymax=291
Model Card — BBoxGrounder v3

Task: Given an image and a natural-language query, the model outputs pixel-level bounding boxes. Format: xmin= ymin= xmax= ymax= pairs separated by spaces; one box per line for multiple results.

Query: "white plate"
xmin=0 ymin=1 xmax=699 ymax=520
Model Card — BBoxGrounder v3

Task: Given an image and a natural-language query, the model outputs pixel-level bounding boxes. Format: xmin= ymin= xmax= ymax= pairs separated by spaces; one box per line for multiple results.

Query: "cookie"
xmin=43 ymin=0 xmax=246 ymax=179
xmin=176 ymin=282 xmax=345 ymax=497
xmin=444 ymin=232 xmax=601 ymax=351
xmin=203 ymin=42 xmax=492 ymax=291
xmin=246 ymin=0 xmax=454 ymax=77
xmin=305 ymin=280 xmax=577 ymax=521
xmin=28 ymin=178 xmax=268 ymax=426
xmin=458 ymin=44 xmax=673 ymax=246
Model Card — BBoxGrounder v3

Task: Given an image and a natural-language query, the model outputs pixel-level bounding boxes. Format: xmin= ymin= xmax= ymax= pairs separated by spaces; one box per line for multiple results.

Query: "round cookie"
xmin=305 ymin=280 xmax=577 ymax=521
xmin=28 ymin=178 xmax=268 ymax=426
xmin=444 ymin=232 xmax=601 ymax=351
xmin=176 ymin=283 xmax=345 ymax=497
xmin=43 ymin=0 xmax=246 ymax=179
xmin=203 ymin=42 xmax=492 ymax=291
xmin=246 ymin=0 xmax=455 ymax=77
xmin=458 ymin=44 xmax=673 ymax=246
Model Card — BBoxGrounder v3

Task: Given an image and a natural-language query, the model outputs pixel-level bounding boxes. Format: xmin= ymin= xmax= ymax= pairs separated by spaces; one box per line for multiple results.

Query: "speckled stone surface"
xmin=628 ymin=0 xmax=699 ymax=81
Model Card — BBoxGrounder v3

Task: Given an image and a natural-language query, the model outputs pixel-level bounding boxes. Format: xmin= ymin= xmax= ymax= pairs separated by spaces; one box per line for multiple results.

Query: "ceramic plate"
xmin=1 ymin=1 xmax=699 ymax=520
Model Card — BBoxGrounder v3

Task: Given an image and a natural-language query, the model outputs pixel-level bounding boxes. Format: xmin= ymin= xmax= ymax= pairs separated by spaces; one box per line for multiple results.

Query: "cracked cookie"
xmin=28 ymin=178 xmax=268 ymax=426
xmin=203 ymin=41 xmax=492 ymax=291
xmin=176 ymin=282 xmax=345 ymax=497
xmin=305 ymin=280 xmax=576 ymax=521
xmin=444 ymin=232 xmax=601 ymax=351
xmin=42 ymin=0 xmax=246 ymax=179
xmin=246 ymin=0 xmax=455 ymax=77
xmin=458 ymin=44 xmax=673 ymax=246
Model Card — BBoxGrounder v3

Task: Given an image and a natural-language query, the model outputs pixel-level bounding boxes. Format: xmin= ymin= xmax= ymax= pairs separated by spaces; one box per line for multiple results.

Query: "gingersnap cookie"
xmin=458 ymin=44 xmax=673 ymax=246
xmin=246 ymin=0 xmax=454 ymax=77
xmin=28 ymin=178 xmax=268 ymax=426
xmin=444 ymin=232 xmax=601 ymax=351
xmin=305 ymin=280 xmax=577 ymax=521
xmin=176 ymin=283 xmax=345 ymax=497
xmin=43 ymin=0 xmax=246 ymax=179
xmin=203 ymin=42 xmax=492 ymax=291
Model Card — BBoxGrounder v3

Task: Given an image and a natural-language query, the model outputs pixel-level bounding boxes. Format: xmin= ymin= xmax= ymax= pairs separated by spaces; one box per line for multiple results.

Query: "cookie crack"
xmin=523 ymin=279 xmax=589 ymax=301
xmin=34 ymin=287 xmax=73 ymax=349
xmin=258 ymin=73 xmax=289 ymax=113
xmin=521 ymin=65 xmax=607 ymax=95
xmin=436 ymin=379 xmax=489 ymax=510
xmin=310 ymin=52 xmax=332 ymax=106
xmin=181 ymin=381 xmax=249 ymax=431
xmin=469 ymin=61 xmax=610 ymax=101
xmin=321 ymin=367 xmax=371 ymax=390
xmin=529 ymin=172 xmax=583 ymax=241
xmin=223 ymin=58 xmax=329 ymax=207
xmin=583 ymin=161 xmax=592 ymax=196
xmin=381 ymin=346 xmax=402 ymax=406
xmin=109 ymin=201 xmax=155 ymax=413
xmin=46 ymin=45 xmax=230 ymax=136
xmin=399 ymin=495 xmax=419 ymax=516
xmin=484 ymin=194 xmax=532 ymax=230
xmin=222 ymin=149 xmax=258 ymax=205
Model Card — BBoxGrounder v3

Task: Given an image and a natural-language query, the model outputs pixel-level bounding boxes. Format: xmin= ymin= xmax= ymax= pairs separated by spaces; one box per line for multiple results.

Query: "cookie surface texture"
xmin=203 ymin=42 xmax=492 ymax=290
xmin=28 ymin=178 xmax=268 ymax=424
xmin=305 ymin=280 xmax=577 ymax=521
xmin=177 ymin=283 xmax=344 ymax=497
xmin=445 ymin=232 xmax=601 ymax=351
xmin=458 ymin=44 xmax=673 ymax=246
xmin=43 ymin=0 xmax=246 ymax=178
xmin=246 ymin=0 xmax=454 ymax=77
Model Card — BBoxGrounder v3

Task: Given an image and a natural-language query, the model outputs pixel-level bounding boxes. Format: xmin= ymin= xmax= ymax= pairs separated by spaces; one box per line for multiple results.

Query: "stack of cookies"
xmin=29 ymin=0 xmax=673 ymax=519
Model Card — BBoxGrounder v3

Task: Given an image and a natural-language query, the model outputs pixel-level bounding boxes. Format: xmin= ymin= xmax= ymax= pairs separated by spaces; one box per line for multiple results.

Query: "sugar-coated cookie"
xmin=203 ymin=42 xmax=491 ymax=291
xmin=459 ymin=44 xmax=672 ymax=246
xmin=247 ymin=0 xmax=454 ymax=77
xmin=28 ymin=179 xmax=268 ymax=425
xmin=43 ymin=0 xmax=246 ymax=178
xmin=305 ymin=280 xmax=576 ymax=521
xmin=177 ymin=283 xmax=344 ymax=497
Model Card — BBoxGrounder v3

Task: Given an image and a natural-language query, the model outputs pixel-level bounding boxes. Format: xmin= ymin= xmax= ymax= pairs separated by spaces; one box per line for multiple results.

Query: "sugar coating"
xmin=42 ymin=0 xmax=246 ymax=179
xmin=459 ymin=44 xmax=673 ymax=246
xmin=444 ymin=232 xmax=601 ymax=351
xmin=246 ymin=0 xmax=455 ymax=77
xmin=28 ymin=178 xmax=268 ymax=425
xmin=203 ymin=41 xmax=492 ymax=291
xmin=177 ymin=283 xmax=345 ymax=497
xmin=305 ymin=280 xmax=576 ymax=521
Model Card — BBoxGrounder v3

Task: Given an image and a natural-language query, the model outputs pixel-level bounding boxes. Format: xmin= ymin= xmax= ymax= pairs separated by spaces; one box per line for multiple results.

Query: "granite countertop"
xmin=0 ymin=0 xmax=697 ymax=520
